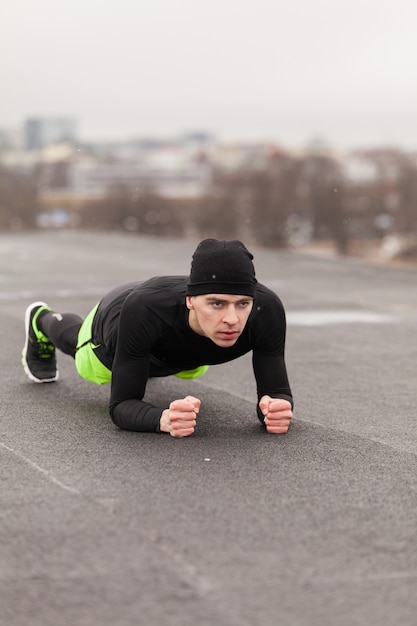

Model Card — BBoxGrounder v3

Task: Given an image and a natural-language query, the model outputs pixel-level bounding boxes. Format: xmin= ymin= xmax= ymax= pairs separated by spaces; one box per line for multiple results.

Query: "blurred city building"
xmin=66 ymin=136 xmax=213 ymax=200
xmin=24 ymin=117 xmax=77 ymax=150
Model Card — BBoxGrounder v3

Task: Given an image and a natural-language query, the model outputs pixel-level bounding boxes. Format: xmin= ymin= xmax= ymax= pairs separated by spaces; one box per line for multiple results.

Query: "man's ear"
xmin=186 ymin=296 xmax=194 ymax=310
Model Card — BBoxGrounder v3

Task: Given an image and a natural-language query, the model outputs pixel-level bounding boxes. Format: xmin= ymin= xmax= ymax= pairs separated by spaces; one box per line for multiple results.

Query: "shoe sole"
xmin=22 ymin=301 xmax=59 ymax=383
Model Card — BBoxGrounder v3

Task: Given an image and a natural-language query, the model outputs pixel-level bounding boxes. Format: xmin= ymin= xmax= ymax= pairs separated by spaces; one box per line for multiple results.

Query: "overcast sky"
xmin=1 ymin=0 xmax=416 ymax=150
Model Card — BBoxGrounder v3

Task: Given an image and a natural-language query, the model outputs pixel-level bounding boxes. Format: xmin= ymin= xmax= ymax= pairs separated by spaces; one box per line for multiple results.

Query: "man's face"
xmin=186 ymin=294 xmax=254 ymax=347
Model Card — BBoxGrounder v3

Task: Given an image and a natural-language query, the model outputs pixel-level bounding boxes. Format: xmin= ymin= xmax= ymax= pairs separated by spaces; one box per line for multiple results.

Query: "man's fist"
xmin=259 ymin=396 xmax=293 ymax=434
xmin=160 ymin=395 xmax=201 ymax=437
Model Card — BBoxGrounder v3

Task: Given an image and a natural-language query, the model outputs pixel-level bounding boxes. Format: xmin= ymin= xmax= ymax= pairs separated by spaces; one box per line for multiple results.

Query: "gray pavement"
xmin=1 ymin=230 xmax=417 ymax=626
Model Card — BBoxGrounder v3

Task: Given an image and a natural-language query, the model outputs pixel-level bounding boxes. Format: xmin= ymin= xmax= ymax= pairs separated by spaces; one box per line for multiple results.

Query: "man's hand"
xmin=259 ymin=395 xmax=293 ymax=434
xmin=160 ymin=395 xmax=201 ymax=437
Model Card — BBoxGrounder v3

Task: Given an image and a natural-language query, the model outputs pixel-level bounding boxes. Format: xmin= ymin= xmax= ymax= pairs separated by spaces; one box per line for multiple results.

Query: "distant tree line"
xmin=0 ymin=165 xmax=39 ymax=230
xmin=1 ymin=149 xmax=416 ymax=258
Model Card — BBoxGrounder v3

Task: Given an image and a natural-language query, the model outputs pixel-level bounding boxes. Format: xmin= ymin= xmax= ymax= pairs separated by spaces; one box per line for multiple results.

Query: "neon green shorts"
xmin=174 ymin=365 xmax=209 ymax=379
xmin=74 ymin=303 xmax=209 ymax=385
xmin=75 ymin=303 xmax=112 ymax=385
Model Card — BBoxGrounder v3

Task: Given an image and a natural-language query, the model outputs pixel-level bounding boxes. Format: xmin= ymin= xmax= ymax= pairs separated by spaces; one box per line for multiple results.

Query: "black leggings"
xmin=39 ymin=311 xmax=83 ymax=358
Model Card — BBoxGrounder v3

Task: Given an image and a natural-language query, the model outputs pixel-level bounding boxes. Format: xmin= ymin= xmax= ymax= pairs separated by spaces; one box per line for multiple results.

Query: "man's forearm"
xmin=109 ymin=398 xmax=162 ymax=432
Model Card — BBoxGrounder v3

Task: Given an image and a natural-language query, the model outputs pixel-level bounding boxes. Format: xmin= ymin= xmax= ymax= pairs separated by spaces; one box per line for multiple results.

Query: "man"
xmin=22 ymin=238 xmax=293 ymax=437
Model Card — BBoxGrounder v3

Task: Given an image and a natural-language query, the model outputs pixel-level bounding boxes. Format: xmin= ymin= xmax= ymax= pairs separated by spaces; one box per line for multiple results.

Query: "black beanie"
xmin=186 ymin=238 xmax=257 ymax=297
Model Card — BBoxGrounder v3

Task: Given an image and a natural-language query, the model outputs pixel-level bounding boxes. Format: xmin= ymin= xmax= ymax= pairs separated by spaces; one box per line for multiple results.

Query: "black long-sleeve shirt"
xmin=91 ymin=276 xmax=292 ymax=432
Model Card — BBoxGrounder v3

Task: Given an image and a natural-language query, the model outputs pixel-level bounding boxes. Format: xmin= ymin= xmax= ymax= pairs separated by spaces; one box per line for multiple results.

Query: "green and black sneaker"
xmin=22 ymin=301 xmax=58 ymax=383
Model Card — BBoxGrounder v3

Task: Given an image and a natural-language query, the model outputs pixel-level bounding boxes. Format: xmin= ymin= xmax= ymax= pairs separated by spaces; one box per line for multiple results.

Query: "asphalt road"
xmin=1 ymin=231 xmax=417 ymax=626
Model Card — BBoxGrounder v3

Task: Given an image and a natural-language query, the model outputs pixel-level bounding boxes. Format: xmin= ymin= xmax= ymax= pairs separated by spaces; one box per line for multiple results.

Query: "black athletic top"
xmin=92 ymin=276 xmax=293 ymax=432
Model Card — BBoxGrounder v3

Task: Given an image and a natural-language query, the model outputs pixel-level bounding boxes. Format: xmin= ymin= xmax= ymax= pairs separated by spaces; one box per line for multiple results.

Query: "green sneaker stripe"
xmin=31 ymin=306 xmax=51 ymax=342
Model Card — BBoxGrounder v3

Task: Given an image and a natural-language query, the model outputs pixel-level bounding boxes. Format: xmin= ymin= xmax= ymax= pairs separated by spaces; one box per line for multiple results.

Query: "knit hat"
xmin=186 ymin=238 xmax=257 ymax=297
